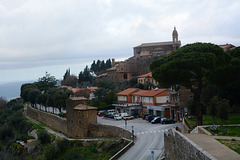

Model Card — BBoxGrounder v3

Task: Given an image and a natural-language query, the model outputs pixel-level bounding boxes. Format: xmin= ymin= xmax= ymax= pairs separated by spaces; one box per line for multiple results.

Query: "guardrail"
xmin=109 ymin=138 xmax=134 ymax=160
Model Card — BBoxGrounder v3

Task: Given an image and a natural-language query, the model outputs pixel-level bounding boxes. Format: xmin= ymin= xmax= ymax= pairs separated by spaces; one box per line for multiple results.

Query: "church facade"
xmin=133 ymin=27 xmax=181 ymax=60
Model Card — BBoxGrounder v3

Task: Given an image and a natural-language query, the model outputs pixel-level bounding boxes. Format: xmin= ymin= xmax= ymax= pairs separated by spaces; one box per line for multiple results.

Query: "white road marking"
xmin=153 ymin=130 xmax=157 ymax=133
xmin=145 ymin=131 xmax=149 ymax=134
xmin=149 ymin=131 xmax=152 ymax=133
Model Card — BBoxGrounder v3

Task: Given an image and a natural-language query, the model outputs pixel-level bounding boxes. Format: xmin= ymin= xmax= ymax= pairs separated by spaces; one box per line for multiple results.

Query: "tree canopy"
xmin=150 ymin=42 xmax=228 ymax=125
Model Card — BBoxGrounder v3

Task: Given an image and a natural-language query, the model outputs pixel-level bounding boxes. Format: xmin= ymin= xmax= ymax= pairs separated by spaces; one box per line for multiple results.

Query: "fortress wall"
xmin=89 ymin=123 xmax=132 ymax=140
xmin=27 ymin=105 xmax=67 ymax=134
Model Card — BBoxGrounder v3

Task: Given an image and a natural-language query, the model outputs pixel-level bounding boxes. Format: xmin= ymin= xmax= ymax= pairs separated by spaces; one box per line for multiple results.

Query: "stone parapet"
xmin=164 ymin=128 xmax=216 ymax=160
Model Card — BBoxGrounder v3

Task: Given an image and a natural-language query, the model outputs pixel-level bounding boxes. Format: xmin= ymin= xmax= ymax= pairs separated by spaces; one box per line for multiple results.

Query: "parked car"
xmin=151 ymin=117 xmax=161 ymax=124
xmin=147 ymin=115 xmax=155 ymax=122
xmin=104 ymin=113 xmax=114 ymax=118
xmin=142 ymin=114 xmax=149 ymax=119
xmin=107 ymin=109 xmax=115 ymax=115
xmin=161 ymin=118 xmax=174 ymax=124
xmin=98 ymin=110 xmax=107 ymax=117
xmin=120 ymin=113 xmax=128 ymax=117
xmin=114 ymin=114 xmax=122 ymax=120
xmin=123 ymin=115 xmax=134 ymax=120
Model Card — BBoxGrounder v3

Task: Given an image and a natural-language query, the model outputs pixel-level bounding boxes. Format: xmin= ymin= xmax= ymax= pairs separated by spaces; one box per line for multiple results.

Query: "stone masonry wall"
xmin=89 ymin=123 xmax=132 ymax=140
xmin=27 ymin=105 xmax=67 ymax=134
xmin=164 ymin=128 xmax=216 ymax=160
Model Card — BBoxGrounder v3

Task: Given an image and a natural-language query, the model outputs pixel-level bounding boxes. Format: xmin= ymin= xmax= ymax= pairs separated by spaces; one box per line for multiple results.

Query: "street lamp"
xmin=132 ymin=126 xmax=134 ymax=144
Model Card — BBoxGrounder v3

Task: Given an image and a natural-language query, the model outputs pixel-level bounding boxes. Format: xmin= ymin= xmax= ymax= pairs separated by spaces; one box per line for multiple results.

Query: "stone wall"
xmin=164 ymin=128 xmax=216 ymax=160
xmin=89 ymin=123 xmax=132 ymax=139
xmin=27 ymin=105 xmax=67 ymax=134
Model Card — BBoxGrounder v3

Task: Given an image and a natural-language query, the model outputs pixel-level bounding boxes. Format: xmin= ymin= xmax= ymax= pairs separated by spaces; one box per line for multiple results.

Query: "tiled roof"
xmin=137 ymin=72 xmax=152 ymax=78
xmin=69 ymin=97 xmax=88 ymax=101
xmin=134 ymin=41 xmax=180 ymax=48
xmin=131 ymin=90 xmax=148 ymax=96
xmin=132 ymin=89 xmax=168 ymax=97
xmin=117 ymin=88 xmax=139 ymax=95
xmin=74 ymin=104 xmax=97 ymax=110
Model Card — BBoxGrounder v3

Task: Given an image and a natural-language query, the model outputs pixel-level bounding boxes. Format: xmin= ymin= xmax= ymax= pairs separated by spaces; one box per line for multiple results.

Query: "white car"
xmin=114 ymin=114 xmax=122 ymax=120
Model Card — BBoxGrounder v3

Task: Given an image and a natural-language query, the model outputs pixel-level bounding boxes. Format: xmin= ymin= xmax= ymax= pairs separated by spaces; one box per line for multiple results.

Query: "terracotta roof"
xmin=117 ymin=88 xmax=139 ymax=95
xmin=133 ymin=89 xmax=168 ymax=97
xmin=131 ymin=90 xmax=148 ymax=96
xmin=88 ymin=87 xmax=98 ymax=91
xmin=137 ymin=72 xmax=152 ymax=78
xmin=219 ymin=44 xmax=236 ymax=51
xmin=69 ymin=97 xmax=88 ymax=101
xmin=134 ymin=41 xmax=180 ymax=48
xmin=71 ymin=88 xmax=85 ymax=93
xmin=59 ymin=85 xmax=73 ymax=90
xmin=74 ymin=104 xmax=97 ymax=110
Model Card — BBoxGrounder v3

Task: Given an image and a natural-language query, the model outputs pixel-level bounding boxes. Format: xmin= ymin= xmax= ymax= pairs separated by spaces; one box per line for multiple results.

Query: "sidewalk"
xmin=185 ymin=133 xmax=240 ymax=160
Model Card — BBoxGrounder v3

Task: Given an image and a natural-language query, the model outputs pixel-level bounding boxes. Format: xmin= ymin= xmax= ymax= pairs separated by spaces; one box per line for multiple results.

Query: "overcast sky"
xmin=1 ymin=0 xmax=240 ymax=84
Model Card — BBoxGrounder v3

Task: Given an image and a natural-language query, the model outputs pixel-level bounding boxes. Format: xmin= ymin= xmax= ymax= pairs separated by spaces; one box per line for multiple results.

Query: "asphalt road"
xmin=97 ymin=117 xmax=182 ymax=160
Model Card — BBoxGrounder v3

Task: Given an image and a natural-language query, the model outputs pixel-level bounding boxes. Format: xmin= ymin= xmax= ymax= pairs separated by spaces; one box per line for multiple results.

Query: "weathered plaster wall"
xmin=164 ymin=128 xmax=216 ymax=160
xmin=27 ymin=105 xmax=67 ymax=134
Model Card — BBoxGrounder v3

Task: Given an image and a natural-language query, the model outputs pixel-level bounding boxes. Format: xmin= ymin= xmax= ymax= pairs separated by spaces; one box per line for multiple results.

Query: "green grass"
xmin=25 ymin=118 xmax=44 ymax=131
xmin=206 ymin=126 xmax=240 ymax=137
xmin=185 ymin=114 xmax=240 ymax=130
xmin=217 ymin=139 xmax=240 ymax=154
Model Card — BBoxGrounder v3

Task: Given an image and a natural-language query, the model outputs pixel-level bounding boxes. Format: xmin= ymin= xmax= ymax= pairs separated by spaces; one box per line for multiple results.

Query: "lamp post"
xmin=132 ymin=126 xmax=134 ymax=144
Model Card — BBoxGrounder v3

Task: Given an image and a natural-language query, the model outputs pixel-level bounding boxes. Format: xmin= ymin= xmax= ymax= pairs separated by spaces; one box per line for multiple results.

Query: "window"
xmin=124 ymin=73 xmax=128 ymax=79
xmin=118 ymin=96 xmax=127 ymax=101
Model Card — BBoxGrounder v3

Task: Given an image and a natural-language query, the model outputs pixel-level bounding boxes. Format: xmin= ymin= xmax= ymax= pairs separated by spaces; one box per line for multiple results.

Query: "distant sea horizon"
xmin=0 ymin=80 xmax=34 ymax=101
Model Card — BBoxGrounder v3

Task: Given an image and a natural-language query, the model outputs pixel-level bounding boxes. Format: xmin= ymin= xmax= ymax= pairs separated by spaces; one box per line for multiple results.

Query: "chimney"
xmin=112 ymin=58 xmax=115 ymax=67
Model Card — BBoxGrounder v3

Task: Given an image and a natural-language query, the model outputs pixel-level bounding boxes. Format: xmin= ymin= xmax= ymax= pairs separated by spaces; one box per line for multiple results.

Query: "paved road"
xmin=98 ymin=117 xmax=182 ymax=160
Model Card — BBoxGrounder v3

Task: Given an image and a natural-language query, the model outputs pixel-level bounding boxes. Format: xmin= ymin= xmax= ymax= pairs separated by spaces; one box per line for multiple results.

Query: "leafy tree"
xmin=227 ymin=46 xmax=240 ymax=58
xmin=100 ymin=60 xmax=105 ymax=70
xmin=53 ymin=88 xmax=73 ymax=113
xmin=20 ymin=83 xmax=38 ymax=102
xmin=150 ymin=42 xmax=228 ymax=125
xmin=128 ymin=77 xmax=138 ymax=87
xmin=90 ymin=60 xmax=96 ymax=72
xmin=208 ymin=47 xmax=240 ymax=111
xmin=62 ymin=75 xmax=78 ymax=87
xmin=217 ymin=99 xmax=230 ymax=134
xmin=28 ymin=88 xmax=41 ymax=107
xmin=63 ymin=68 xmax=71 ymax=80
xmin=38 ymin=130 xmax=51 ymax=144
xmin=106 ymin=58 xmax=112 ymax=69
xmin=37 ymin=72 xmax=57 ymax=92
xmin=36 ymin=93 xmax=48 ymax=111
xmin=207 ymin=96 xmax=219 ymax=125
xmin=0 ymin=97 xmax=7 ymax=110
xmin=96 ymin=60 xmax=101 ymax=72
xmin=46 ymin=88 xmax=56 ymax=113
xmin=43 ymin=144 xmax=56 ymax=160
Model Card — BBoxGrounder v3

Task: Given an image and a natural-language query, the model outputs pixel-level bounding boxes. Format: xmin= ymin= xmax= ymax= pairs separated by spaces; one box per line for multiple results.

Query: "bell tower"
xmin=172 ymin=26 xmax=179 ymax=50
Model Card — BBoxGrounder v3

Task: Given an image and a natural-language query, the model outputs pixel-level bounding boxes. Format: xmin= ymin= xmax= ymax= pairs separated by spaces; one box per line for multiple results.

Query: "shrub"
xmin=57 ymin=139 xmax=69 ymax=153
xmin=0 ymin=127 xmax=14 ymax=142
xmin=43 ymin=144 xmax=56 ymax=160
xmin=38 ymin=131 xmax=51 ymax=144
xmin=62 ymin=152 xmax=82 ymax=160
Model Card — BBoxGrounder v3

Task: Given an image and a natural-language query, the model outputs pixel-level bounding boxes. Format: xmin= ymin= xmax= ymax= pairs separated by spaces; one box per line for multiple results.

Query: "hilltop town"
xmin=0 ymin=27 xmax=240 ymax=160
